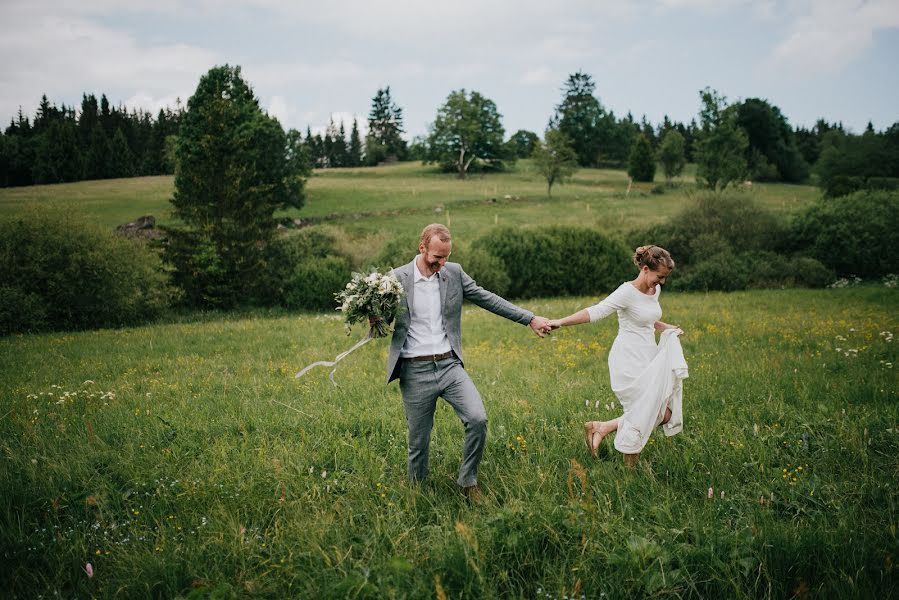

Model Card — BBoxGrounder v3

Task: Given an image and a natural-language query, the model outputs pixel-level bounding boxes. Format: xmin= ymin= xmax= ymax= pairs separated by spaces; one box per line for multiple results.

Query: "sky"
xmin=1 ymin=0 xmax=898 ymax=140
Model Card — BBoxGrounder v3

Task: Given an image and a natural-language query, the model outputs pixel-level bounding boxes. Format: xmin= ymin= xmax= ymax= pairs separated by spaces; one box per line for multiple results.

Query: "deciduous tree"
xmin=532 ymin=129 xmax=578 ymax=197
xmin=426 ymin=89 xmax=506 ymax=178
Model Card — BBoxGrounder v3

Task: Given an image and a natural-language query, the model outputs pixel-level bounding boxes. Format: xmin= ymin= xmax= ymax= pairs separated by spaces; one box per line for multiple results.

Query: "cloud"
xmin=0 ymin=4 xmax=216 ymax=122
xmin=520 ymin=67 xmax=556 ymax=86
xmin=767 ymin=0 xmax=899 ymax=76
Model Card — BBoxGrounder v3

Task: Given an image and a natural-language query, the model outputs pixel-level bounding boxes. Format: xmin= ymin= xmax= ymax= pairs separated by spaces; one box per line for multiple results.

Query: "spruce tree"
xmin=108 ymin=128 xmax=134 ymax=178
xmin=366 ymin=86 xmax=406 ymax=164
xmin=84 ymin=123 xmax=109 ymax=180
xmin=627 ymin=133 xmax=656 ymax=182
xmin=166 ymin=64 xmax=306 ymax=307
xmin=348 ymin=118 xmax=363 ymax=166
xmin=549 ymin=72 xmax=606 ymax=167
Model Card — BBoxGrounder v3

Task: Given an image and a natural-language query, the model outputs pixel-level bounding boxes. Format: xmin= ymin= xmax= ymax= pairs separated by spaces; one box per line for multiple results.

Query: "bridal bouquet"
xmin=294 ymin=270 xmax=404 ymax=384
xmin=335 ymin=270 xmax=405 ymax=337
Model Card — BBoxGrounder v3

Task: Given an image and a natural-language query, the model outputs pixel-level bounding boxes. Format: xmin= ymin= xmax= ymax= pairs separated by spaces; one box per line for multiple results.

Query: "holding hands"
xmin=529 ymin=316 xmax=555 ymax=338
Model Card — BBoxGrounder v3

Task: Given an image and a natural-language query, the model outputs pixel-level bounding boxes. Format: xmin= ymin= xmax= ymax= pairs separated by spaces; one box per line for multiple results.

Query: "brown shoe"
xmin=461 ymin=484 xmax=484 ymax=505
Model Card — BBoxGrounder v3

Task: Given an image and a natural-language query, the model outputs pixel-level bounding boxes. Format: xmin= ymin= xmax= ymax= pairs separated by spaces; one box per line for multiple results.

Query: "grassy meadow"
xmin=1 ymin=163 xmax=897 ymax=598
xmin=0 ymin=161 xmax=819 ymax=247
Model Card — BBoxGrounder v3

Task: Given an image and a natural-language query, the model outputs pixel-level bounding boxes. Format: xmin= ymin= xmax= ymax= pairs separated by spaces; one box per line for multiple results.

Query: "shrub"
xmin=265 ymin=228 xmax=353 ymax=308
xmin=458 ymin=246 xmax=511 ymax=297
xmin=670 ymin=251 xmax=752 ymax=292
xmin=473 ymin=226 xmax=631 ymax=299
xmin=283 ymin=255 xmax=352 ymax=311
xmin=0 ymin=212 xmax=169 ymax=334
xmin=787 ymin=190 xmax=899 ymax=278
xmin=374 ymin=236 xmax=418 ymax=270
xmin=630 ymin=192 xmax=787 ymax=267
xmin=670 ymin=251 xmax=834 ymax=292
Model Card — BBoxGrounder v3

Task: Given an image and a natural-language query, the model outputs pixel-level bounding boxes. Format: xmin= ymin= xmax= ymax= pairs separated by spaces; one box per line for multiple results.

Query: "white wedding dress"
xmin=586 ymin=282 xmax=689 ymax=454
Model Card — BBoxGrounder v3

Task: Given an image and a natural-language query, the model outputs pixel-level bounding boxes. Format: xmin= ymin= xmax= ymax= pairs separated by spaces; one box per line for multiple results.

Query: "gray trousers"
xmin=398 ymin=356 xmax=486 ymax=487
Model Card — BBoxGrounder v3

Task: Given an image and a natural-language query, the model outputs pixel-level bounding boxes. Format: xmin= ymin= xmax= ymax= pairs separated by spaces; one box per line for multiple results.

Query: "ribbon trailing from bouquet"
xmin=294 ymin=329 xmax=374 ymax=386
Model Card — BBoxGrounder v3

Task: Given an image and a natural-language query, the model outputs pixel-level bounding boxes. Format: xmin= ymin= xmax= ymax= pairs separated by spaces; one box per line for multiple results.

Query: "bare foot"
xmin=583 ymin=422 xmax=596 ymax=454
xmin=623 ymin=453 xmax=639 ymax=468
xmin=584 ymin=421 xmax=608 ymax=458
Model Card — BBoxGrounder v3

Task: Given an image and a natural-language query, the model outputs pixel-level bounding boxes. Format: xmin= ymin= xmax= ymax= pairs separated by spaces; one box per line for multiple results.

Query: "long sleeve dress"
xmin=586 ymin=282 xmax=689 ymax=454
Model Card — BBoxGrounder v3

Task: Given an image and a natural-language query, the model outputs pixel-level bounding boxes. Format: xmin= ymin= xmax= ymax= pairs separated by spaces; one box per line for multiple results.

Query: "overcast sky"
xmin=2 ymin=0 xmax=897 ymax=140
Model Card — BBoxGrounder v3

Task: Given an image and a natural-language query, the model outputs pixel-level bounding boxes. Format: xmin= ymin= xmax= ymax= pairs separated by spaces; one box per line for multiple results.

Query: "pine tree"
xmin=84 ymin=123 xmax=109 ymax=180
xmin=165 ymin=64 xmax=306 ymax=307
xmin=366 ymin=86 xmax=407 ymax=164
xmin=549 ymin=71 xmax=606 ymax=167
xmin=108 ymin=128 xmax=134 ymax=178
xmin=348 ymin=118 xmax=363 ymax=167
xmin=627 ymin=133 xmax=656 ymax=182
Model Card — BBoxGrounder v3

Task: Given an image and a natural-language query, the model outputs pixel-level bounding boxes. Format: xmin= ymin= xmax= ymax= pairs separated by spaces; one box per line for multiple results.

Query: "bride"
xmin=548 ymin=245 xmax=688 ymax=467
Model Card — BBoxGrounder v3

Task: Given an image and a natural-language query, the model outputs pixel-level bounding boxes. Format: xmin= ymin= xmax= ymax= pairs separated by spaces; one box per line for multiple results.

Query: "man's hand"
xmin=529 ymin=316 xmax=553 ymax=338
xmin=369 ymin=315 xmax=383 ymax=327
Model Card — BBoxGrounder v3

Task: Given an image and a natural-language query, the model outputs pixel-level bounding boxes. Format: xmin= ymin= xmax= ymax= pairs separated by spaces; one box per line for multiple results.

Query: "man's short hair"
xmin=419 ymin=223 xmax=452 ymax=249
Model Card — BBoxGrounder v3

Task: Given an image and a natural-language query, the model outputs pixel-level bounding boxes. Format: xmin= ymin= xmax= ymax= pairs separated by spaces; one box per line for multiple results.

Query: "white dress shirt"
xmin=400 ymin=257 xmax=453 ymax=358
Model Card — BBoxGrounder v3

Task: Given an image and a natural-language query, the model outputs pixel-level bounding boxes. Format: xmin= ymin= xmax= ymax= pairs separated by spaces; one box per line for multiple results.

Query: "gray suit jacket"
xmin=386 ymin=259 xmax=535 ymax=384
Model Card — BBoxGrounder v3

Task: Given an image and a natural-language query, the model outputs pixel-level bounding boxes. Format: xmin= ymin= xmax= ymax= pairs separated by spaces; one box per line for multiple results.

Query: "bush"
xmin=670 ymin=251 xmax=834 ymax=292
xmin=284 ymin=255 xmax=351 ymax=311
xmin=265 ymin=228 xmax=353 ymax=309
xmin=630 ymin=192 xmax=788 ymax=268
xmin=670 ymin=251 xmax=752 ymax=292
xmin=787 ymin=190 xmax=899 ymax=278
xmin=457 ymin=246 xmax=511 ymax=297
xmin=0 ymin=212 xmax=169 ymax=334
xmin=473 ymin=226 xmax=631 ymax=299
xmin=373 ymin=236 xmax=418 ymax=270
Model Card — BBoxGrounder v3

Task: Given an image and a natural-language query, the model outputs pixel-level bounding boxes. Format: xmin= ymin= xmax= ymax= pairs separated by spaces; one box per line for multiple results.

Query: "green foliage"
xmin=458 ymin=245 xmax=511 ymax=297
xmin=264 ymin=228 xmax=352 ymax=309
xmin=165 ymin=64 xmax=307 ymax=308
xmin=672 ymin=250 xmax=833 ymax=291
xmin=627 ymin=192 xmax=835 ymax=291
xmin=506 ymin=129 xmax=539 ymax=159
xmin=549 ymin=71 xmax=608 ymax=167
xmin=532 ymin=129 xmax=579 ymax=197
xmin=787 ymin=190 xmax=899 ymax=278
xmin=658 ymin=129 xmax=686 ymax=184
xmin=107 ymin=128 xmax=135 ymax=179
xmin=694 ymin=88 xmax=749 ymax=190
xmin=366 ymin=87 xmax=407 ymax=163
xmin=0 ymin=212 xmax=169 ymax=334
xmin=473 ymin=226 xmax=631 ymax=298
xmin=735 ymin=98 xmax=808 ymax=183
xmin=284 ymin=255 xmax=352 ymax=311
xmin=426 ymin=89 xmax=507 ymax=178
xmin=815 ymin=125 xmax=899 ymax=197
xmin=632 ymin=192 xmax=787 ymax=268
xmin=627 ymin=133 xmax=656 ymax=183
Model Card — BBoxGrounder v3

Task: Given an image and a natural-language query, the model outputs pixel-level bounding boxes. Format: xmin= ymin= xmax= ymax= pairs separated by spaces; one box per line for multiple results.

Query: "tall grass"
xmin=2 ymin=287 xmax=896 ymax=597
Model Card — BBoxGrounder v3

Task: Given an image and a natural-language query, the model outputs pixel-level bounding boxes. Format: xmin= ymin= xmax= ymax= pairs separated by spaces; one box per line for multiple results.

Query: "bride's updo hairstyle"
xmin=633 ymin=245 xmax=675 ymax=271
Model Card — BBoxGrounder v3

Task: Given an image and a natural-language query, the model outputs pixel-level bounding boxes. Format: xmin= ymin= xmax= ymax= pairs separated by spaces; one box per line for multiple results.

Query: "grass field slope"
xmin=1 ymin=164 xmax=896 ymax=598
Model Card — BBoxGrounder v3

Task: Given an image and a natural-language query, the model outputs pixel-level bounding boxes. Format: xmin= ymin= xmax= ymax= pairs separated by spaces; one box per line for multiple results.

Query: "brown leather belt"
xmin=409 ymin=351 xmax=454 ymax=362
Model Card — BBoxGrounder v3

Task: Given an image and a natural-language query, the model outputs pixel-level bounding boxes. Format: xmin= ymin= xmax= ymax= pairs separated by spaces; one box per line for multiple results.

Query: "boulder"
xmin=116 ymin=215 xmax=163 ymax=239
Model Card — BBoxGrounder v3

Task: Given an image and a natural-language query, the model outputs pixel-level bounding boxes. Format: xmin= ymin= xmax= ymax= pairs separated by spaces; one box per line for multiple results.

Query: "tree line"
xmin=2 ymin=70 xmax=897 ymax=197
xmin=0 ymin=94 xmax=184 ymax=186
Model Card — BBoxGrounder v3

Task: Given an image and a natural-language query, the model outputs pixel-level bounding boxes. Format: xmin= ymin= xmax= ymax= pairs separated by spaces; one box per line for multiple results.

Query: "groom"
xmin=382 ymin=223 xmax=551 ymax=502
